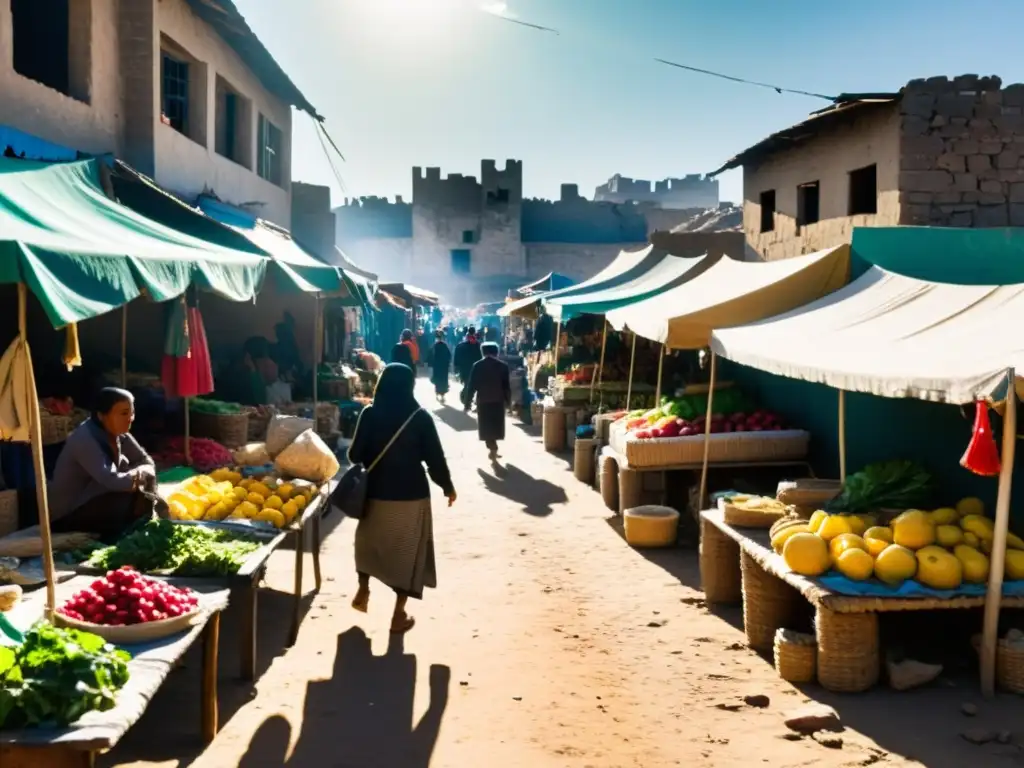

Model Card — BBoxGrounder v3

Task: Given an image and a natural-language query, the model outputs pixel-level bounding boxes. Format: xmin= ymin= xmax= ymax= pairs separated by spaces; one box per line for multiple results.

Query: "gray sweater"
xmin=49 ymin=419 xmax=154 ymax=519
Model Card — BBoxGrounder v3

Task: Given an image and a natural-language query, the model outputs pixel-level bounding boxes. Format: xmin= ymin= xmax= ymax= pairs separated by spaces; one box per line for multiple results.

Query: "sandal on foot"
xmin=390 ymin=615 xmax=416 ymax=634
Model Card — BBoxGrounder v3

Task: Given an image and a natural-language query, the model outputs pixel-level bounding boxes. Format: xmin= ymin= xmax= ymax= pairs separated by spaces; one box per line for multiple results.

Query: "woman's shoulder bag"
xmin=331 ymin=408 xmax=422 ymax=520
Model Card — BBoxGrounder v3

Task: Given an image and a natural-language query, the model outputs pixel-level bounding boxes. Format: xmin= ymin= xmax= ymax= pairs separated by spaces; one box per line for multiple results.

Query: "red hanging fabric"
xmin=161 ymin=306 xmax=214 ymax=399
xmin=960 ymin=400 xmax=1001 ymax=477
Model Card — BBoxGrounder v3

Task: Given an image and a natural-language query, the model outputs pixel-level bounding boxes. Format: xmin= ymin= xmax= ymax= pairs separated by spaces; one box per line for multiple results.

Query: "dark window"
xmin=12 ymin=0 xmax=70 ymax=96
xmin=488 ymin=188 xmax=510 ymax=204
xmin=451 ymin=249 xmax=471 ymax=275
xmin=462 ymin=229 xmax=474 ymax=244
xmin=161 ymin=53 xmax=190 ymax=135
xmin=797 ymin=181 xmax=820 ymax=230
xmin=849 ymin=164 xmax=877 ymax=215
xmin=759 ymin=189 xmax=776 ymax=233
xmin=257 ymin=114 xmax=283 ymax=186
xmin=224 ymin=93 xmax=237 ymax=160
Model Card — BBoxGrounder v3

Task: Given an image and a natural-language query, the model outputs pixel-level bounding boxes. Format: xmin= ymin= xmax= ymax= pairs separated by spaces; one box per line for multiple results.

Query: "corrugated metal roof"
xmin=183 ymin=0 xmax=319 ymax=118
xmin=709 ymin=94 xmax=901 ymax=177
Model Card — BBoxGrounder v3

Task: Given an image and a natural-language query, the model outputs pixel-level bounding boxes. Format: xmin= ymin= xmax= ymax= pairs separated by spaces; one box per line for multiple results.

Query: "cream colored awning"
xmin=711 ymin=263 xmax=1024 ymax=404
xmin=606 ymin=245 xmax=851 ymax=350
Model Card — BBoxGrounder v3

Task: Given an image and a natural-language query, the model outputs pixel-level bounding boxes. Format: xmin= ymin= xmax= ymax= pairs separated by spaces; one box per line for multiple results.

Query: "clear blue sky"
xmin=234 ymin=0 xmax=1024 ymax=206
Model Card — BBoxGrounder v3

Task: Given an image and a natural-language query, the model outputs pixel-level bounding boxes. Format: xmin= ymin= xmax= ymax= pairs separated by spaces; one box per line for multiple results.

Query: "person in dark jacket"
xmin=464 ymin=342 xmax=511 ymax=460
xmin=347 ymin=364 xmax=456 ymax=634
xmin=430 ymin=330 xmax=452 ymax=404
xmin=453 ymin=326 xmax=483 ymax=406
xmin=390 ymin=329 xmax=416 ymax=370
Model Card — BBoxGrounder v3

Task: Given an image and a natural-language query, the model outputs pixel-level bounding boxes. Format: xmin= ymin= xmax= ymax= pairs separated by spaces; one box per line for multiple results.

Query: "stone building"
xmin=713 ymin=75 xmax=1024 ymax=261
xmin=334 ymin=160 xmax=723 ymax=305
xmin=0 ymin=0 xmax=315 ymax=227
xmin=594 ymin=173 xmax=719 ymax=209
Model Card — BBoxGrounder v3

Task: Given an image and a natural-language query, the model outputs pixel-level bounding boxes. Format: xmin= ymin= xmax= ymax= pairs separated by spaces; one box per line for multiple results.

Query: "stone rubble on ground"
xmin=784 ymin=704 xmax=842 ymax=735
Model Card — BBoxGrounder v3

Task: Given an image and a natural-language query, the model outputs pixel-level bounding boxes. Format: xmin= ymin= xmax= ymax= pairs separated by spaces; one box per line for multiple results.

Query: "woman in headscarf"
xmin=430 ymin=329 xmax=452 ymax=404
xmin=390 ymin=329 xmax=418 ymax=370
xmin=347 ymin=364 xmax=456 ymax=633
xmin=48 ymin=388 xmax=163 ymax=542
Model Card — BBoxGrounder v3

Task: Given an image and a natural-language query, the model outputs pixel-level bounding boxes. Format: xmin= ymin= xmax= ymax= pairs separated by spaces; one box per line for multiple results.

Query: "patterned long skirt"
xmin=354 ymin=498 xmax=436 ymax=599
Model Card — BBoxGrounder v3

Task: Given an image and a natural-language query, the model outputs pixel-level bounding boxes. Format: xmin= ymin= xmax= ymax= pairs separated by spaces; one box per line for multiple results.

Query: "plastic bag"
xmin=233 ymin=442 xmax=272 ymax=467
xmin=265 ymin=414 xmax=314 ymax=458
xmin=274 ymin=429 xmax=340 ymax=484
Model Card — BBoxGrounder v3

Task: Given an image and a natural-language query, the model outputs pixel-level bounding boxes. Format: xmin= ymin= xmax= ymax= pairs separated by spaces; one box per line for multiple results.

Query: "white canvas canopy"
xmin=710 ymin=265 xmax=1024 ymax=405
xmin=606 ymin=245 xmax=850 ymax=349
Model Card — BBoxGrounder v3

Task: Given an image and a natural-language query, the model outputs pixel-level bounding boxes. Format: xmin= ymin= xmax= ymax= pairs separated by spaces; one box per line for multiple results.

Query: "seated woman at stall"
xmin=49 ymin=388 xmax=163 ymax=542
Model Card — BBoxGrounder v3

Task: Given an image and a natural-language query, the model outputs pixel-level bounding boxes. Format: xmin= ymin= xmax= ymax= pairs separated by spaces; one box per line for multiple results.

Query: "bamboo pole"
xmin=697 ymin=351 xmax=718 ymax=510
xmin=312 ymin=293 xmax=320 ymax=416
xmin=552 ymin=320 xmax=562 ymax=378
xmin=625 ymin=334 xmax=637 ymax=410
xmin=654 ymin=343 xmax=665 ymax=406
xmin=982 ymin=370 xmax=1017 ymax=697
xmin=591 ymin=321 xmax=608 ymax=405
xmin=838 ymin=389 xmax=847 ymax=482
xmin=20 ymin=285 xmax=56 ymax=614
xmin=184 ymin=398 xmax=191 ymax=465
xmin=120 ymin=304 xmax=128 ymax=388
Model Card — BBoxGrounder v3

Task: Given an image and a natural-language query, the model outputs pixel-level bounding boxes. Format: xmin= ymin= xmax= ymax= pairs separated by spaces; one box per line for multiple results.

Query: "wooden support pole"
xmin=552 ymin=320 xmax=562 ymax=378
xmin=982 ymin=369 xmax=1017 ymax=697
xmin=697 ymin=351 xmax=718 ymax=510
xmin=625 ymin=334 xmax=637 ymax=410
xmin=591 ymin=321 xmax=608 ymax=405
xmin=838 ymin=389 xmax=847 ymax=482
xmin=655 ymin=343 xmax=666 ymax=406
xmin=120 ymin=304 xmax=128 ymax=388
xmin=312 ymin=293 xmax=320 ymax=415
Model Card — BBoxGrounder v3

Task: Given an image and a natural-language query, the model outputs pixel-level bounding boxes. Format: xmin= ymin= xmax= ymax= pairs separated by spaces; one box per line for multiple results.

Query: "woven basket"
xmin=971 ymin=634 xmax=1024 ymax=694
xmin=0 ymin=489 xmax=18 ymax=538
xmin=599 ymin=453 xmax=618 ymax=511
xmin=321 ymin=378 xmax=350 ymax=400
xmin=54 ymin=606 xmax=201 ymax=644
xmin=722 ymin=502 xmax=787 ymax=529
xmin=741 ymin=551 xmax=801 ymax=652
xmin=574 ymin=437 xmax=597 ymax=484
xmin=618 ymin=467 xmax=642 ymax=514
xmin=39 ymin=407 xmax=88 ymax=446
xmin=593 ymin=412 xmax=625 ymax=447
xmin=700 ymin=516 xmax=741 ymax=603
xmin=610 ymin=429 xmax=810 ymax=469
xmin=246 ymin=408 xmax=273 ymax=442
xmin=815 ymin=607 xmax=879 ymax=692
xmin=776 ymin=479 xmax=842 ymax=507
xmin=543 ymin=407 xmax=566 ymax=451
xmin=190 ymin=410 xmax=250 ymax=449
xmin=774 ymin=628 xmax=817 ymax=683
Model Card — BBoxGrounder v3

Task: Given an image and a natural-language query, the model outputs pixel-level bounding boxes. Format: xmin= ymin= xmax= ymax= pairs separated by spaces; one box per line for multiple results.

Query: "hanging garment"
xmin=161 ymin=303 xmax=214 ymax=399
xmin=0 ymin=337 xmax=32 ymax=443
xmin=163 ymin=298 xmax=191 ymax=358
xmin=62 ymin=324 xmax=82 ymax=372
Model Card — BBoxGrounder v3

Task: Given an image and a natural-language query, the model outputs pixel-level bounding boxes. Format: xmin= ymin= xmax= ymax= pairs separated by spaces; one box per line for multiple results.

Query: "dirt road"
xmin=105 ymin=381 xmax=1024 ymax=768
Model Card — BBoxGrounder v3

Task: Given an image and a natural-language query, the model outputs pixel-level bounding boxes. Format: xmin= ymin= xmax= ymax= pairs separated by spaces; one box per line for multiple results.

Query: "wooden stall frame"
xmin=625 ymin=333 xmax=637 ymax=410
xmin=590 ymin=321 xmax=608 ymax=406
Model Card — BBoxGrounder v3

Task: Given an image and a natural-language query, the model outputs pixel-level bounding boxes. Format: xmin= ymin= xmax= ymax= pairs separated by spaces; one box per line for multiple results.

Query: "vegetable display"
xmin=150 ymin=437 xmax=234 ymax=473
xmin=85 ymin=519 xmax=263 ymax=576
xmin=58 ymin=567 xmax=199 ymax=626
xmin=825 ymin=460 xmax=934 ymax=515
xmin=189 ymin=398 xmax=243 ymax=415
xmin=0 ymin=623 xmax=130 ymax=728
xmin=166 ymin=470 xmax=317 ymax=529
xmin=626 ymin=409 xmax=789 ymax=440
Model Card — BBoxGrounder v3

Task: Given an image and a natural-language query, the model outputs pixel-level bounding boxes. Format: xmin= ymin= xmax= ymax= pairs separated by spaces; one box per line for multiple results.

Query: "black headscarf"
xmin=370 ymin=363 xmax=419 ymax=428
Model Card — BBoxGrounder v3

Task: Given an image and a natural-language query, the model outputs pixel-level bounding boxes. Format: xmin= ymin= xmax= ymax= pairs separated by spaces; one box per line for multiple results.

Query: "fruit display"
xmin=85 ymin=518 xmax=263 ymax=577
xmin=0 ymin=623 xmax=131 ymax=727
xmin=165 ymin=468 xmax=319 ymax=529
xmin=772 ymin=496 xmax=1024 ymax=590
xmin=624 ymin=408 xmax=789 ymax=440
xmin=151 ymin=436 xmax=234 ymax=473
xmin=57 ymin=567 xmax=199 ymax=626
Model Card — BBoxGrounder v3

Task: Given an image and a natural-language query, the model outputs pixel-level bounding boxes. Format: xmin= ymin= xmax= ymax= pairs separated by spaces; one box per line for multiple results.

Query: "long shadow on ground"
xmin=477 ymin=463 xmax=568 ymax=517
xmin=432 ymin=406 xmax=478 ymax=433
xmin=238 ymin=628 xmax=449 ymax=768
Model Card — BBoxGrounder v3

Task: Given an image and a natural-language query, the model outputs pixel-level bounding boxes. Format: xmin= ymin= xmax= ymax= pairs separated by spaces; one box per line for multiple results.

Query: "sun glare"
xmin=349 ymin=0 xmax=466 ymax=29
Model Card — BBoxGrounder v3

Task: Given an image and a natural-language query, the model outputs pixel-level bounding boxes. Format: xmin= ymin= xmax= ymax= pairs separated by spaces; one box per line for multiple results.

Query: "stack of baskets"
xmin=573 ymin=437 xmax=597 ymax=484
xmin=815 ymin=608 xmax=879 ymax=692
xmin=972 ymin=632 xmax=1024 ymax=694
xmin=774 ymin=628 xmax=816 ymax=683
xmin=543 ymin=405 xmax=566 ymax=452
xmin=190 ymin=410 xmax=250 ymax=449
xmin=39 ymin=406 xmax=89 ymax=446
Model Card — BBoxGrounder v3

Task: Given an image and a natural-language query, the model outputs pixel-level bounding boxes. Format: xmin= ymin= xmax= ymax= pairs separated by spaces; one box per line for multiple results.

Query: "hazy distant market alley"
xmin=103 ymin=379 xmax=1024 ymax=768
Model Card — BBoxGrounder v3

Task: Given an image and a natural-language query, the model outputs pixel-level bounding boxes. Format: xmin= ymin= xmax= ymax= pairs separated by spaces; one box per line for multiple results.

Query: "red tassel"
xmin=960 ymin=400 xmax=1001 ymax=477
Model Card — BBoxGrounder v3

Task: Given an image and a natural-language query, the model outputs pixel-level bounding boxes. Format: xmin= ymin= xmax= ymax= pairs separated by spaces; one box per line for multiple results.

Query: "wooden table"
xmin=698 ymin=508 xmax=1024 ymax=692
xmin=0 ymin=578 xmax=229 ymax=767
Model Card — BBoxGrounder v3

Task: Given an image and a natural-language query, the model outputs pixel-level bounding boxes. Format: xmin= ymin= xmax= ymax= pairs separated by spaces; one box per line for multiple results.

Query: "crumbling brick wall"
xmin=899 ymin=75 xmax=1024 ymax=227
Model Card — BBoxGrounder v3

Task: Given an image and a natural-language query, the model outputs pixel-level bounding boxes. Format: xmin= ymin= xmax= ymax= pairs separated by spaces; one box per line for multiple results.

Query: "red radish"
xmin=58 ymin=566 xmax=199 ymax=626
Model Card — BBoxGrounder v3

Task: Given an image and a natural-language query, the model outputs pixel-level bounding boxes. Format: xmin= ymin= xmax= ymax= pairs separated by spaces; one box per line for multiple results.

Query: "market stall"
xmin=599 ymin=245 xmax=851 ymax=513
xmin=708 ymin=262 xmax=1024 ymax=696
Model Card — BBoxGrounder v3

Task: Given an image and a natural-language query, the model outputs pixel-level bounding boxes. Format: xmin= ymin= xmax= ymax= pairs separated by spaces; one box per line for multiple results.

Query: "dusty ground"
xmin=102 ymin=379 xmax=1024 ymax=768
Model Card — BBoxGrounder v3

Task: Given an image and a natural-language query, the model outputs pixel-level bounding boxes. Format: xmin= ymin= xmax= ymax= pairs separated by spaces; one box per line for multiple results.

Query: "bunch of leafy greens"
xmin=826 ymin=460 xmax=934 ymax=515
xmin=0 ymin=623 xmax=130 ymax=728
xmin=85 ymin=518 xmax=262 ymax=576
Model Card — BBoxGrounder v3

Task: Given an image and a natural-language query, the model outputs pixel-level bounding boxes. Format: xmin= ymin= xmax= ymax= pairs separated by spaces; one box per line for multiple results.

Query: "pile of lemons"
xmin=166 ymin=468 xmax=317 ymax=529
xmin=771 ymin=496 xmax=1024 ymax=589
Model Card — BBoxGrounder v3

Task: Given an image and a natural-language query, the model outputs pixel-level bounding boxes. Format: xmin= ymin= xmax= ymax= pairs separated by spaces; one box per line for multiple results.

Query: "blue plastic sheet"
xmin=818 ymin=573 xmax=1024 ymax=599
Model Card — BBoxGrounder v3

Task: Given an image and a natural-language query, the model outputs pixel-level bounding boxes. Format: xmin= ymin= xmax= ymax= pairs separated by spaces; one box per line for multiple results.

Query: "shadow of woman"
xmin=241 ymin=626 xmax=450 ymax=768
xmin=477 ymin=464 xmax=568 ymax=517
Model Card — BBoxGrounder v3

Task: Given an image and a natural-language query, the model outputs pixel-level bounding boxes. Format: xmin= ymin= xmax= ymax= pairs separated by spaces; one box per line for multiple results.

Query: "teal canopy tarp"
xmin=498 ymin=245 xmax=665 ymax=318
xmin=0 ymin=157 xmax=266 ymax=326
xmin=545 ymin=248 xmax=714 ymax=322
